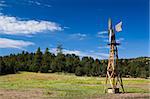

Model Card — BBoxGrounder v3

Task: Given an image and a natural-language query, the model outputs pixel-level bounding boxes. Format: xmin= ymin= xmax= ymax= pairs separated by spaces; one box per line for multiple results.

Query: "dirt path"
xmin=0 ymin=89 xmax=149 ymax=99
xmin=0 ymin=89 xmax=47 ymax=99
xmin=100 ymin=93 xmax=150 ymax=99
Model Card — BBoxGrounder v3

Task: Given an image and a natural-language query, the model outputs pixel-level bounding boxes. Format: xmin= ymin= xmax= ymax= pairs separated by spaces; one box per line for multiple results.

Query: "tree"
xmin=0 ymin=57 xmax=6 ymax=75
xmin=65 ymin=54 xmax=80 ymax=73
xmin=40 ymin=48 xmax=51 ymax=73
xmin=3 ymin=55 xmax=17 ymax=74
xmin=51 ymin=53 xmax=65 ymax=72
xmin=75 ymin=66 xmax=83 ymax=76
xmin=30 ymin=47 xmax=42 ymax=72
xmin=100 ymin=60 xmax=107 ymax=77
xmin=51 ymin=59 xmax=57 ymax=72
xmin=80 ymin=57 xmax=94 ymax=76
xmin=91 ymin=59 xmax=101 ymax=76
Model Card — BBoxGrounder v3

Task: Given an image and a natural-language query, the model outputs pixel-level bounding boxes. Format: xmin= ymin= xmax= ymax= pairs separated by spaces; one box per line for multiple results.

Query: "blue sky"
xmin=0 ymin=0 xmax=149 ymax=59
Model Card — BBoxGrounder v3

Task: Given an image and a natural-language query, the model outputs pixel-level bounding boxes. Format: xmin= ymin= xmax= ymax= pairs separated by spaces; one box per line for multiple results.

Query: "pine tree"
xmin=0 ymin=57 xmax=6 ymax=75
xmin=40 ymin=48 xmax=51 ymax=73
xmin=31 ymin=47 xmax=42 ymax=72
xmin=91 ymin=59 xmax=101 ymax=76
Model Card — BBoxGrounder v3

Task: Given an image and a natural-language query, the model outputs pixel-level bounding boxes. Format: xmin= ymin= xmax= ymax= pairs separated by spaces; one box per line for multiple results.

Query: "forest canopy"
xmin=0 ymin=47 xmax=149 ymax=78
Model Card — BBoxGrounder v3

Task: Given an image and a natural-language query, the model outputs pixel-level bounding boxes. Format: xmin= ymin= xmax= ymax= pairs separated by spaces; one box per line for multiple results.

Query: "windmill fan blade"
xmin=108 ymin=18 xmax=112 ymax=30
xmin=109 ymin=30 xmax=112 ymax=42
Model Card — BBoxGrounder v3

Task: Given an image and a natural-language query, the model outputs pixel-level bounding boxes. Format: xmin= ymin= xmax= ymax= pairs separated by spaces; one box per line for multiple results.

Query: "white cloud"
xmin=97 ymin=35 xmax=108 ymax=38
xmin=103 ymin=38 xmax=124 ymax=44
xmin=43 ymin=4 xmax=51 ymax=8
xmin=98 ymin=46 xmax=109 ymax=49
xmin=0 ymin=0 xmax=6 ymax=11
xmin=0 ymin=38 xmax=34 ymax=49
xmin=70 ymin=33 xmax=87 ymax=40
xmin=64 ymin=26 xmax=70 ymax=29
xmin=97 ymin=31 xmax=108 ymax=38
xmin=98 ymin=31 xmax=108 ymax=35
xmin=0 ymin=0 xmax=6 ymax=7
xmin=0 ymin=15 xmax=62 ymax=35
xmin=50 ymin=48 xmax=109 ymax=59
xmin=28 ymin=0 xmax=51 ymax=7
xmin=116 ymin=38 xmax=124 ymax=43
xmin=78 ymin=51 xmax=109 ymax=59
xmin=0 ymin=3 xmax=6 ymax=7
xmin=63 ymin=49 xmax=81 ymax=55
xmin=103 ymin=39 xmax=109 ymax=43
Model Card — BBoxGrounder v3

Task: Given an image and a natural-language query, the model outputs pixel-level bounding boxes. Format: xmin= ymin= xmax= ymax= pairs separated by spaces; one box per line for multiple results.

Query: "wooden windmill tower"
xmin=105 ymin=18 xmax=125 ymax=93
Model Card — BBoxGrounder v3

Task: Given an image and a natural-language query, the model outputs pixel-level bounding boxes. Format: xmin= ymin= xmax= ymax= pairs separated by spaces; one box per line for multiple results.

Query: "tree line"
xmin=0 ymin=47 xmax=149 ymax=78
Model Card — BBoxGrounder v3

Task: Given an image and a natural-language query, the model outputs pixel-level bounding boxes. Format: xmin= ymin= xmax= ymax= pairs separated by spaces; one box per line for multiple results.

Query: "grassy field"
xmin=0 ymin=72 xmax=149 ymax=99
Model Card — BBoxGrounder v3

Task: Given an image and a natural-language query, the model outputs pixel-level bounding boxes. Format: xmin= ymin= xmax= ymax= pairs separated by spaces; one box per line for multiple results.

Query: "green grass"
xmin=0 ymin=72 xmax=149 ymax=98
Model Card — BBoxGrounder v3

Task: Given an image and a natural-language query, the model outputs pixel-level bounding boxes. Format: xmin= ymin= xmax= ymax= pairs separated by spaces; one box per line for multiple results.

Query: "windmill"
xmin=105 ymin=18 xmax=125 ymax=93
